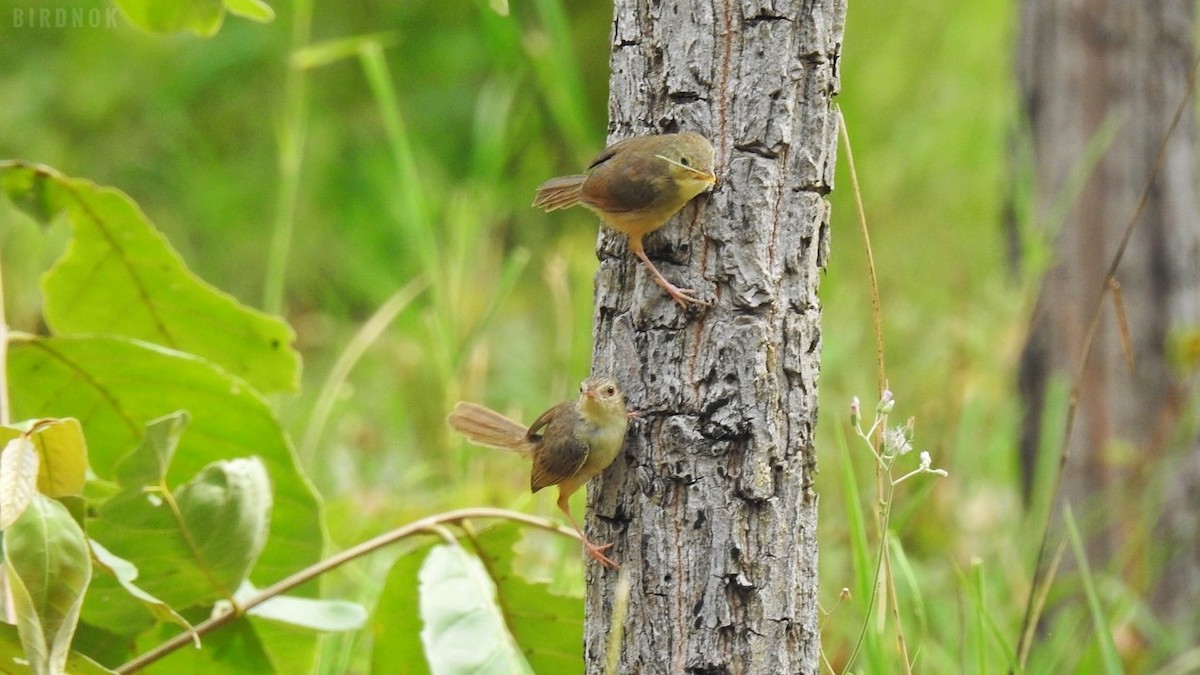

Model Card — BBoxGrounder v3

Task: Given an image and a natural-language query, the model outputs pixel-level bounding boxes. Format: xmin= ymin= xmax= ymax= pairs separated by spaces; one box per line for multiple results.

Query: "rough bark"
xmin=584 ymin=0 xmax=843 ymax=672
xmin=1015 ymin=0 xmax=1200 ymax=625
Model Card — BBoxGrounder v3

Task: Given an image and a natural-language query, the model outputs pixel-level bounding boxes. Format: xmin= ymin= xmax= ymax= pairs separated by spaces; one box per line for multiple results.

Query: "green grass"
xmin=1 ymin=0 xmax=1193 ymax=671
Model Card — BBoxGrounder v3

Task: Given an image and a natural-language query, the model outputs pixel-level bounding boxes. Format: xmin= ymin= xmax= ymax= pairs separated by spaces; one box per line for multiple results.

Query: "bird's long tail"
xmin=532 ymin=175 xmax=585 ymax=211
xmin=447 ymin=402 xmax=530 ymax=455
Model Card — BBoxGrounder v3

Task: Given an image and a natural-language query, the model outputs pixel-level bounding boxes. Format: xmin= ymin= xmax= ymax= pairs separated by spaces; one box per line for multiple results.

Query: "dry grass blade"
xmin=1107 ymin=278 xmax=1134 ymax=374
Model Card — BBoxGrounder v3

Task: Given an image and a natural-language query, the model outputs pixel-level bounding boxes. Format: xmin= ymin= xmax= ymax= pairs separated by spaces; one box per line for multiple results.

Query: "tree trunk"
xmin=584 ymin=1 xmax=843 ymax=671
xmin=1015 ymin=0 xmax=1200 ymax=626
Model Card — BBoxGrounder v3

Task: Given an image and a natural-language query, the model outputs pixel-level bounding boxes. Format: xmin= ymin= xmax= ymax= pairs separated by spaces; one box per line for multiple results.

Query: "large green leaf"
xmin=473 ymin=525 xmax=584 ymax=674
xmin=6 ymin=335 xmax=324 ymax=594
xmin=419 ymin=542 xmax=533 ymax=675
xmin=372 ymin=542 xmax=433 ymax=675
xmin=91 ymin=456 xmax=272 ymax=609
xmin=372 ymin=525 xmax=585 ymax=675
xmin=0 ymin=162 xmax=299 ymax=394
xmin=5 ymin=495 xmax=92 ymax=675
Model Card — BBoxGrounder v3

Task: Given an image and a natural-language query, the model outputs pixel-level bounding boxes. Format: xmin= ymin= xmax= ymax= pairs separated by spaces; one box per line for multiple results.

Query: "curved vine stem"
xmin=115 ymin=507 xmax=581 ymax=674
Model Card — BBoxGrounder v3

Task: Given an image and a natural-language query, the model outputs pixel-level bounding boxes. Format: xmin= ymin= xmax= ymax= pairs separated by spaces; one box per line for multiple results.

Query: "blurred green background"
xmin=3 ymin=0 xmax=1114 ymax=669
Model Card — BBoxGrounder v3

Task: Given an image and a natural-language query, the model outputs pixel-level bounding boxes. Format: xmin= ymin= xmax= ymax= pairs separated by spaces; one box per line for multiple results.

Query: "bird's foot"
xmin=631 ymin=247 xmax=710 ymax=308
xmin=657 ymin=279 xmax=710 ymax=308
xmin=584 ymin=539 xmax=620 ymax=569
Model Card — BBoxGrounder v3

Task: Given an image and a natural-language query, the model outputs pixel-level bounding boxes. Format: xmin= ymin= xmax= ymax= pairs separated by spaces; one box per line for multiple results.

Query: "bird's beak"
xmin=656 ymin=154 xmax=718 ymax=184
xmin=687 ymin=166 xmax=717 ymax=185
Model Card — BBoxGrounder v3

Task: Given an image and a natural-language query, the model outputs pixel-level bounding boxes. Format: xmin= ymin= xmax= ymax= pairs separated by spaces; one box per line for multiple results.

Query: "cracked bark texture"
xmin=584 ymin=0 xmax=843 ymax=672
xmin=1015 ymin=0 xmax=1200 ymax=627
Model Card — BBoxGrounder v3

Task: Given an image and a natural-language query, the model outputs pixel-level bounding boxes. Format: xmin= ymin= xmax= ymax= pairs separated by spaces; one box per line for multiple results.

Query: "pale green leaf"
xmin=244 ymin=593 xmax=367 ymax=632
xmin=5 ymin=495 xmax=92 ymax=675
xmin=0 ymin=162 xmax=299 ymax=394
xmin=0 ymin=437 xmax=38 ymax=530
xmin=419 ymin=543 xmax=533 ymax=675
xmin=7 ymin=336 xmax=323 ymax=599
xmin=90 ymin=457 xmax=272 ymax=609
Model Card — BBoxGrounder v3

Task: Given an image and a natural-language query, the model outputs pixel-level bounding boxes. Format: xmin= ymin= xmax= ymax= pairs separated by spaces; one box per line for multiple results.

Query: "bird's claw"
xmin=662 ymin=283 xmax=710 ymax=308
xmin=585 ymin=540 xmax=620 ymax=569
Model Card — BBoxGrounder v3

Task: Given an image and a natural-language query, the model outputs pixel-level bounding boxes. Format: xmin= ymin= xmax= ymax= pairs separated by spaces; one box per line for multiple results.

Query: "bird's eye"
xmin=605 ymin=385 xmax=616 ymax=396
xmin=679 ymin=156 xmax=691 ymax=167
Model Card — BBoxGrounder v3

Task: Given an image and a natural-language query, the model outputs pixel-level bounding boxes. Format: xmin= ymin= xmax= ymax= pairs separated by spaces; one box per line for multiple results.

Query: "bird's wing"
xmin=528 ymin=403 xmax=590 ymax=492
xmin=526 ymin=401 xmax=570 ymax=439
xmin=586 ymin=137 xmax=636 ymax=170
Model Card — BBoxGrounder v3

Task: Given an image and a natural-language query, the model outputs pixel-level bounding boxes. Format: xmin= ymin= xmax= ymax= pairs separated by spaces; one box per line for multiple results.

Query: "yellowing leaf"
xmin=0 ymin=418 xmax=88 ymax=502
xmin=29 ymin=418 xmax=87 ymax=497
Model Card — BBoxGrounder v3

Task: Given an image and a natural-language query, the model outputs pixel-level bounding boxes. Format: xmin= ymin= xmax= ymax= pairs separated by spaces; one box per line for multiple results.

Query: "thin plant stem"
xmin=844 ymin=482 xmax=895 ymax=670
xmin=838 ymin=111 xmax=887 ymax=398
xmin=0 ymin=245 xmax=9 ymax=427
xmin=836 ymin=111 xmax=916 ymax=673
xmin=0 ymin=249 xmax=12 ymax=626
xmin=298 ymin=276 xmax=428 ymax=464
xmin=263 ymin=0 xmax=314 ymax=314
